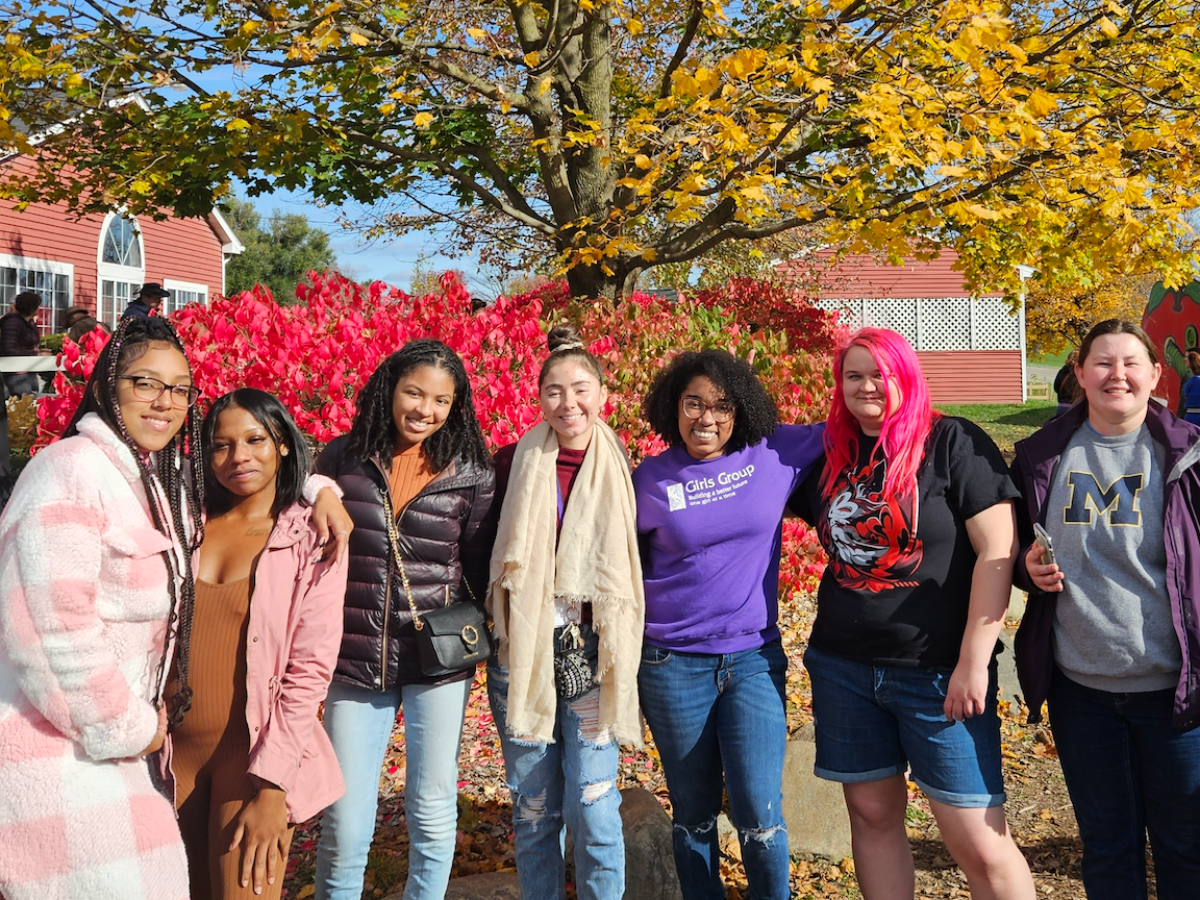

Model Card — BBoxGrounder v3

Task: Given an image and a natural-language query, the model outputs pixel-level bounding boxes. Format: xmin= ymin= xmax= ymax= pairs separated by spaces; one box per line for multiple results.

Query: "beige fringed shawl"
xmin=487 ymin=420 xmax=645 ymax=746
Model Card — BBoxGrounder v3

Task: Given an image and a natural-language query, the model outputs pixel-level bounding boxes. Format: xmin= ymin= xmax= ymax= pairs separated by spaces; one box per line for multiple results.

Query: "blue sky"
xmin=234 ymin=187 xmax=492 ymax=296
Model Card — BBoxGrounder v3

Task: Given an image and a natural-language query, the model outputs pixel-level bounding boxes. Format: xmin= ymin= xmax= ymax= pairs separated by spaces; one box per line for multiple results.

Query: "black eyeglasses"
xmin=118 ymin=376 xmax=202 ymax=407
xmin=681 ymin=396 xmax=736 ymax=423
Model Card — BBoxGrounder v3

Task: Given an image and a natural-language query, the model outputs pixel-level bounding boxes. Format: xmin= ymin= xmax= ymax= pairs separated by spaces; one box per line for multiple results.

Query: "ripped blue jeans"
xmin=487 ymin=640 xmax=624 ymax=900
xmin=638 ymin=638 xmax=791 ymax=900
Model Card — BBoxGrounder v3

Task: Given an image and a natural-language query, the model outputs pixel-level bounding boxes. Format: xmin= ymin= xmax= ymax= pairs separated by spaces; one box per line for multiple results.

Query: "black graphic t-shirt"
xmin=791 ymin=416 xmax=1019 ymax=666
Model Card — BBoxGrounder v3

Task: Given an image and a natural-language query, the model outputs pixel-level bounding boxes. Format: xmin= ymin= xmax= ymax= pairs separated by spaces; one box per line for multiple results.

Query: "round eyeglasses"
xmin=117 ymin=376 xmax=202 ymax=407
xmin=681 ymin=397 xmax=736 ymax=423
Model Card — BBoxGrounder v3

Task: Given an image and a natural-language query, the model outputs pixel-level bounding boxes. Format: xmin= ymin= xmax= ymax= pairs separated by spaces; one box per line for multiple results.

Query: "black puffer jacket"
xmin=317 ymin=435 xmax=496 ymax=691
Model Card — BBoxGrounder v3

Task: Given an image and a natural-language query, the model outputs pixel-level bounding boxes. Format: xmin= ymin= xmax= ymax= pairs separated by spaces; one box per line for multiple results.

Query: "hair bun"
xmin=547 ymin=324 xmax=586 ymax=354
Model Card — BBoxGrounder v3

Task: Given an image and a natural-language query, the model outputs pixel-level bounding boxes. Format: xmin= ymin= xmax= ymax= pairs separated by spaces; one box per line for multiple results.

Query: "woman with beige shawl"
xmin=486 ymin=325 xmax=644 ymax=900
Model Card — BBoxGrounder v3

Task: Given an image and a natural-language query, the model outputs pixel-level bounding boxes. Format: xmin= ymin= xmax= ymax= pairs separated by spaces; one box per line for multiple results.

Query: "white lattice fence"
xmin=815 ymin=296 xmax=1021 ymax=351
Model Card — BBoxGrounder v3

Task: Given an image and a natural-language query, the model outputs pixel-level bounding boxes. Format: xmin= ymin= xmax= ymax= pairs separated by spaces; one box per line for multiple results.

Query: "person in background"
xmin=487 ymin=324 xmax=643 ymax=900
xmin=62 ymin=305 xmax=89 ymax=332
xmin=792 ymin=327 xmax=1034 ymax=900
xmin=1013 ymin=319 xmax=1200 ymax=900
xmin=633 ymin=349 xmax=825 ymax=900
xmin=1176 ymin=346 xmax=1200 ymax=425
xmin=123 ymin=282 xmax=170 ymax=319
xmin=168 ymin=389 xmax=348 ymax=900
xmin=1053 ymin=349 xmax=1080 ymax=418
xmin=0 ymin=290 xmax=43 ymax=397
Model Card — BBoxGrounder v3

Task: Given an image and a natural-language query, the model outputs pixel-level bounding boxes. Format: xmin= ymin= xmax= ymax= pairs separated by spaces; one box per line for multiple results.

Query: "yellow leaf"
xmin=240 ymin=21 xmax=259 ymax=35
xmin=810 ymin=76 xmax=833 ymax=93
xmin=627 ymin=18 xmax=644 ymax=36
xmin=130 ymin=179 xmax=151 ymax=194
xmin=938 ymin=165 xmax=970 ymax=177
xmin=348 ymin=31 xmax=369 ymax=46
xmin=524 ymin=50 xmax=540 ymax=67
xmin=1099 ymin=16 xmax=1119 ymax=38
xmin=965 ymin=202 xmax=1003 ymax=220
xmin=634 ymin=153 xmax=652 ymax=169
xmin=227 ymin=118 xmax=251 ymax=131
xmin=1027 ymin=89 xmax=1057 ymax=117
xmin=413 ymin=111 xmax=434 ymax=128
xmin=467 ymin=27 xmax=486 ymax=40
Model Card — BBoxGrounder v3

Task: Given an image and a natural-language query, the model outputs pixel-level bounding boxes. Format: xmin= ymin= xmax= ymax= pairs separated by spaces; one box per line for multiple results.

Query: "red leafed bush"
xmin=36 ymin=271 xmax=835 ymax=595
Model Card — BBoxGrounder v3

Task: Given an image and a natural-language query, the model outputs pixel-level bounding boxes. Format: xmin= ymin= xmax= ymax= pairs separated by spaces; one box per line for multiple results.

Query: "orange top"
xmin=388 ymin=442 xmax=438 ymax=513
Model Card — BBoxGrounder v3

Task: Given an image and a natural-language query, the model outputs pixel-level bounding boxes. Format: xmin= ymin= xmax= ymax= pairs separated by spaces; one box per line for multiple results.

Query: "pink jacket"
xmin=243 ymin=502 xmax=348 ymax=822
xmin=0 ymin=414 xmax=190 ymax=900
xmin=160 ymin=502 xmax=348 ymax=823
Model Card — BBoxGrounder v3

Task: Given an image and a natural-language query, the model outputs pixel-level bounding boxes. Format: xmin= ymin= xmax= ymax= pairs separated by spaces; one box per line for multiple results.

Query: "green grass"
xmin=935 ymin=401 xmax=1057 ymax=456
xmin=1029 ymin=349 xmax=1070 ymax=368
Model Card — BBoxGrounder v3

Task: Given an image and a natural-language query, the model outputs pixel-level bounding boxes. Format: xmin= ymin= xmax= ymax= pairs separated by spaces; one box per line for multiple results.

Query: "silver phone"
xmin=1033 ymin=522 xmax=1056 ymax=566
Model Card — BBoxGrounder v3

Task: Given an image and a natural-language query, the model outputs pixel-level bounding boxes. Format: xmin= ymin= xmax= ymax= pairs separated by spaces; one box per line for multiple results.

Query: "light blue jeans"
xmin=314 ymin=677 xmax=473 ymax=900
xmin=487 ymin=660 xmax=625 ymax=900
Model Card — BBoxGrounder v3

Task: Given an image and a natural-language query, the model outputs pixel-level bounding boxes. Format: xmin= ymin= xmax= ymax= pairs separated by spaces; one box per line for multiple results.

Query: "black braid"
xmin=65 ymin=315 xmax=205 ymax=727
xmin=346 ymin=339 xmax=492 ymax=472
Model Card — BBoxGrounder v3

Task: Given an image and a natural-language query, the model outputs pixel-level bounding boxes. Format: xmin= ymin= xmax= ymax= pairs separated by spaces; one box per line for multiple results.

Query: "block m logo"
xmin=1063 ymin=471 xmax=1145 ymax=526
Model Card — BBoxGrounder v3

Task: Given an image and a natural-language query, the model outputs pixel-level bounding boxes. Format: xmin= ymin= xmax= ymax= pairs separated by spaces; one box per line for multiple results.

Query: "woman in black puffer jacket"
xmin=313 ymin=340 xmax=495 ymax=900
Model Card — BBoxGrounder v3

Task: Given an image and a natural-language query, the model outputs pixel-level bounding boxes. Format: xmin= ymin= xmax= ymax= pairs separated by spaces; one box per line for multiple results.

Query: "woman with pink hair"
xmin=791 ymin=328 xmax=1035 ymax=899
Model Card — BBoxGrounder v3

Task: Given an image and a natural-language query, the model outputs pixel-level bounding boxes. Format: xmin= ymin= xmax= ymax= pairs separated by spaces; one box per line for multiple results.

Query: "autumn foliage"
xmin=36 ymin=271 xmax=836 ymax=594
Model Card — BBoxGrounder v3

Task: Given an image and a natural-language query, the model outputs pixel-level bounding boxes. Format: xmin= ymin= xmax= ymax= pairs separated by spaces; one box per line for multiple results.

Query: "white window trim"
xmin=96 ymin=211 xmax=146 ymax=329
xmin=163 ymin=278 xmax=209 ymax=315
xmin=0 ymin=253 xmax=75 ymax=280
xmin=96 ymin=211 xmax=146 ymax=285
xmin=163 ymin=279 xmax=209 ymax=300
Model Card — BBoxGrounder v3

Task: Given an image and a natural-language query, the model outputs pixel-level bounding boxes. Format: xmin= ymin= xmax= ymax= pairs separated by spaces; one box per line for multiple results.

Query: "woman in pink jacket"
xmin=0 ymin=315 xmax=202 ymax=900
xmin=168 ymin=388 xmax=349 ymax=900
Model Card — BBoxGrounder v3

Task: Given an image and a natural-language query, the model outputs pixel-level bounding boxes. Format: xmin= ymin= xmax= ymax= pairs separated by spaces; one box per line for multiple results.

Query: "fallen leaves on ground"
xmin=281 ymin=595 xmax=1088 ymax=899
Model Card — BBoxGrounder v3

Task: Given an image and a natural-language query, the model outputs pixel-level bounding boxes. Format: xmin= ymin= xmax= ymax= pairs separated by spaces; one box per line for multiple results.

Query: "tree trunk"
xmin=566 ymin=263 xmax=621 ymax=302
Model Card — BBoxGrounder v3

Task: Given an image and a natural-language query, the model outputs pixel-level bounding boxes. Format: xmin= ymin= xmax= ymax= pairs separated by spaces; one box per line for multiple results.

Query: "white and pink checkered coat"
xmin=0 ymin=413 xmax=190 ymax=900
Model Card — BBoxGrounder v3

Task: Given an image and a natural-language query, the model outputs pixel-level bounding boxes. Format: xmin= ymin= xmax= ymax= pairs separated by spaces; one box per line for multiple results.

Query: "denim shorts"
xmin=804 ymin=643 xmax=1006 ymax=808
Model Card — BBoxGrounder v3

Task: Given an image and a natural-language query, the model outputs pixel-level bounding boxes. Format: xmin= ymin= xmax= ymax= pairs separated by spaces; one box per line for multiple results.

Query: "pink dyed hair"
xmin=821 ymin=327 xmax=939 ymax=499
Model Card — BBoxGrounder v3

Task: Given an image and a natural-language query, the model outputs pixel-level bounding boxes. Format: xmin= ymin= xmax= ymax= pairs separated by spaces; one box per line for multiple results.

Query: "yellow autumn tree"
xmin=1025 ymin=273 xmax=1157 ymax=358
xmin=2 ymin=0 xmax=1200 ymax=301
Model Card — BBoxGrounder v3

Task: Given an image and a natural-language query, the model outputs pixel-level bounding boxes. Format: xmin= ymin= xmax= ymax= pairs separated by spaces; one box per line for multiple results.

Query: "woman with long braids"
xmin=167 ymin=389 xmax=349 ymax=900
xmin=314 ymin=339 xmax=495 ymax=900
xmin=0 ymin=315 xmax=202 ymax=900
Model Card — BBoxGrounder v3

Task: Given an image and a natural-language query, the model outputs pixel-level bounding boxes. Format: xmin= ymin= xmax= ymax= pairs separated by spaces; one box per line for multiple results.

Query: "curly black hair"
xmin=346 ymin=339 xmax=492 ymax=472
xmin=642 ymin=349 xmax=778 ymax=453
xmin=64 ymin=314 xmax=204 ymax=728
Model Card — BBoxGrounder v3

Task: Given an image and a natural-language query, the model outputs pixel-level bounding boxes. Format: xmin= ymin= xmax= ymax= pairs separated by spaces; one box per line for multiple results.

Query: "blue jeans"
xmin=314 ymin=677 xmax=473 ymax=900
xmin=637 ymin=639 xmax=790 ymax=900
xmin=1048 ymin=669 xmax=1200 ymax=900
xmin=804 ymin=644 xmax=1006 ymax=807
xmin=487 ymin=659 xmax=624 ymax=900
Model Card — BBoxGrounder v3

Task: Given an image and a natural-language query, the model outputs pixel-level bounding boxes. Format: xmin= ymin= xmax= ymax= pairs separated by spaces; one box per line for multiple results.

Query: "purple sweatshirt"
xmin=633 ymin=424 xmax=825 ymax=653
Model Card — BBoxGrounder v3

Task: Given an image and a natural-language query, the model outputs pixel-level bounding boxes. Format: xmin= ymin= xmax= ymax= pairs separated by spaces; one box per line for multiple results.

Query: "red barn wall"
xmin=0 ymin=156 xmax=226 ymax=318
xmin=918 ymin=350 xmax=1024 ymax=404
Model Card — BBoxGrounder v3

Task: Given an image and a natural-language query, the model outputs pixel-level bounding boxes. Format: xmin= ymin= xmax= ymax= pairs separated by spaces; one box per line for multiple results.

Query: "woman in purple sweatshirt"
xmin=632 ymin=349 xmax=824 ymax=900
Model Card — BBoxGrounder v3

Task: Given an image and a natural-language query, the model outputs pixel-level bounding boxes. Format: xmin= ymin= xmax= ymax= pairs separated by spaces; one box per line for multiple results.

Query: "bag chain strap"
xmin=381 ymin=483 xmax=477 ymax=634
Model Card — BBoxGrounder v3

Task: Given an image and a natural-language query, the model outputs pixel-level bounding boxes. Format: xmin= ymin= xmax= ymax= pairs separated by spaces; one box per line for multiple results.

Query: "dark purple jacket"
xmin=1010 ymin=401 xmax=1200 ymax=730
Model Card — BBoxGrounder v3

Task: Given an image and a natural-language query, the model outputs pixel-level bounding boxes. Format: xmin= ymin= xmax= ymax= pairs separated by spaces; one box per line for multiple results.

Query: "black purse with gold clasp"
xmin=383 ymin=488 xmax=492 ymax=678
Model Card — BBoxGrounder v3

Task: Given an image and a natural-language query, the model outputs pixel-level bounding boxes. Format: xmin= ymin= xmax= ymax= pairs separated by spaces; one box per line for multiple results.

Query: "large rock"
xmin=781 ymin=726 xmax=853 ymax=861
xmin=996 ymin=628 xmax=1023 ymax=705
xmin=433 ymin=787 xmax=681 ymax=900
xmin=619 ymin=786 xmax=683 ymax=900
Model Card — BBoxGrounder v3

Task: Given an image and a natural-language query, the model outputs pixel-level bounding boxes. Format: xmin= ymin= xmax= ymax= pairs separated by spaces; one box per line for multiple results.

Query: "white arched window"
xmin=96 ymin=212 xmax=146 ymax=328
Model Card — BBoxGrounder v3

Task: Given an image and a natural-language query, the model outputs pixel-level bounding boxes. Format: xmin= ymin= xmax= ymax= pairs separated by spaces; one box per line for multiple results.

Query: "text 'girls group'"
xmin=0 ymin=312 xmax=1196 ymax=900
